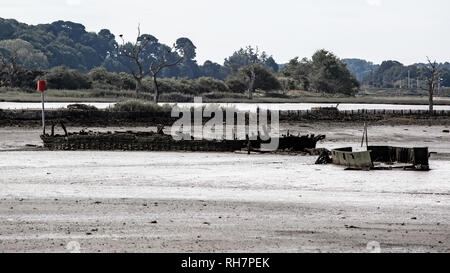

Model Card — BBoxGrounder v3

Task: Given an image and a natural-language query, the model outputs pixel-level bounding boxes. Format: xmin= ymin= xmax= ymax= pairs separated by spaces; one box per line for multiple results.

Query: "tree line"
xmin=0 ymin=17 xmax=266 ymax=80
xmin=1 ymin=17 xmax=362 ymax=102
xmin=343 ymin=58 xmax=450 ymax=89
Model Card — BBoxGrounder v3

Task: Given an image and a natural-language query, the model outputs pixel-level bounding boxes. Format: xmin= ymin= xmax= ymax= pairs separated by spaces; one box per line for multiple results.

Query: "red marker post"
xmin=37 ymin=80 xmax=47 ymax=134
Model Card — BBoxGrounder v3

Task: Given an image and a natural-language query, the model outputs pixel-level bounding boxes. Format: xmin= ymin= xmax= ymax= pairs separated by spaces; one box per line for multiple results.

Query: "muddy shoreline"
xmin=1 ymin=197 xmax=448 ymax=253
xmin=1 ymin=122 xmax=449 ymax=253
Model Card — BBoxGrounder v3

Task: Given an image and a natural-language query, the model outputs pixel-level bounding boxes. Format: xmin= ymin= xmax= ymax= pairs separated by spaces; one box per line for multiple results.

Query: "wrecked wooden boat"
xmin=40 ymin=125 xmax=325 ymax=153
xmin=330 ymin=146 xmax=430 ymax=171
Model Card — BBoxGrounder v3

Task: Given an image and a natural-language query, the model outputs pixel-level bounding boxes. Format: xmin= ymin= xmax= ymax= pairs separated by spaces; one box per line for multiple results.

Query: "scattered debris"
xmin=315 ymin=149 xmax=332 ymax=164
xmin=25 ymin=144 xmax=38 ymax=147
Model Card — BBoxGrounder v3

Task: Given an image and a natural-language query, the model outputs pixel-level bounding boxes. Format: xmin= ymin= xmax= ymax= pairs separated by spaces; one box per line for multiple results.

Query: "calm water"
xmin=1 ymin=101 xmax=450 ymax=111
xmin=0 ymin=102 xmax=115 ymax=110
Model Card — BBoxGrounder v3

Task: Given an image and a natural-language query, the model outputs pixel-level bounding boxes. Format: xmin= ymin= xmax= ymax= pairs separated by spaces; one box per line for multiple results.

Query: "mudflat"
xmin=0 ymin=122 xmax=449 ymax=252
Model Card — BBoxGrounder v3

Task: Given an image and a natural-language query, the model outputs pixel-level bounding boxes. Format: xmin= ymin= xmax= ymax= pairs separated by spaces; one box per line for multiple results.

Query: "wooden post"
xmin=361 ymin=122 xmax=369 ymax=148
xmin=41 ymin=91 xmax=45 ymax=135
xmin=365 ymin=123 xmax=369 ymax=148
xmin=361 ymin=122 xmax=365 ymax=148
xmin=37 ymin=80 xmax=47 ymax=134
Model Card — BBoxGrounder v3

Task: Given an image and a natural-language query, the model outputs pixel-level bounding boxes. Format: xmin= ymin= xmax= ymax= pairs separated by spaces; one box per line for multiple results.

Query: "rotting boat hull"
xmin=331 ymin=146 xmax=429 ymax=171
xmin=40 ymin=131 xmax=325 ymax=152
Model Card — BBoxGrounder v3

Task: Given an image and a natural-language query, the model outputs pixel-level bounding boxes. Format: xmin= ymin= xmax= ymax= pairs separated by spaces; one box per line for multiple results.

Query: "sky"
xmin=1 ymin=0 xmax=450 ymax=65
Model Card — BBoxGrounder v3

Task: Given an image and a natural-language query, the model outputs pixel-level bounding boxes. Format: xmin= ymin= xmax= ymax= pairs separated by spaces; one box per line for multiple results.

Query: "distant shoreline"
xmin=1 ymin=96 xmax=450 ymax=106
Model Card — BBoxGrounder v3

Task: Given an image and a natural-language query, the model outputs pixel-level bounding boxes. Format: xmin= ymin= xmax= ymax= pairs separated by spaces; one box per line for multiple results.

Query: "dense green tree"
xmin=440 ymin=68 xmax=450 ymax=87
xmin=260 ymin=52 xmax=279 ymax=72
xmin=277 ymin=76 xmax=297 ymax=93
xmin=0 ymin=39 xmax=48 ymax=69
xmin=224 ymin=46 xmax=279 ymax=75
xmin=0 ymin=18 xmax=17 ymax=40
xmin=238 ymin=64 xmax=280 ymax=92
xmin=88 ymin=66 xmax=122 ymax=89
xmin=366 ymin=60 xmax=403 ymax=87
xmin=0 ymin=18 xmax=117 ymax=72
xmin=44 ymin=65 xmax=91 ymax=89
xmin=309 ymin=49 xmax=359 ymax=95
xmin=341 ymin=58 xmax=377 ymax=83
xmin=119 ymin=72 xmax=136 ymax=90
xmin=101 ymin=56 xmax=124 ymax=73
xmin=228 ymin=46 xmax=261 ymax=99
xmin=361 ymin=60 xmax=444 ymax=89
xmin=0 ymin=47 xmax=23 ymax=88
xmin=280 ymin=51 xmax=359 ymax=95
xmin=195 ymin=77 xmax=229 ymax=93
xmin=200 ymin=60 xmax=228 ymax=80
xmin=225 ymin=77 xmax=247 ymax=93
xmin=0 ymin=50 xmax=44 ymax=89
xmin=279 ymin=57 xmax=312 ymax=90
xmin=224 ymin=46 xmax=280 ymax=98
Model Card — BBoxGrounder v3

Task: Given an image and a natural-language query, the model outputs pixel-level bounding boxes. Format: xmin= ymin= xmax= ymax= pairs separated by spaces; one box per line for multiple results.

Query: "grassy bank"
xmin=0 ymin=89 xmax=129 ymax=103
xmin=1 ymin=88 xmax=450 ymax=105
xmin=206 ymin=95 xmax=450 ymax=105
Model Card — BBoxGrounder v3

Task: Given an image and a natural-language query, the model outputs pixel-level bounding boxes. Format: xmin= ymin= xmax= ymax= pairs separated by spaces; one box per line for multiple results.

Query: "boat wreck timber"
xmin=331 ymin=146 xmax=430 ymax=171
xmin=40 ymin=128 xmax=325 ymax=153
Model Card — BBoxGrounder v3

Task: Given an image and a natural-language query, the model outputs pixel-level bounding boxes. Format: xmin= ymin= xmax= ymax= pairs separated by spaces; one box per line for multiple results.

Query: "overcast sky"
xmin=1 ymin=0 xmax=449 ymax=65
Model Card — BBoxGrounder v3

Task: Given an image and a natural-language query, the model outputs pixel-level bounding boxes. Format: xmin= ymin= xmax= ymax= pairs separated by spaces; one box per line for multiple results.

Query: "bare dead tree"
xmin=243 ymin=46 xmax=260 ymax=100
xmin=148 ymin=49 xmax=183 ymax=103
xmin=116 ymin=25 xmax=184 ymax=103
xmin=422 ymin=57 xmax=441 ymax=114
